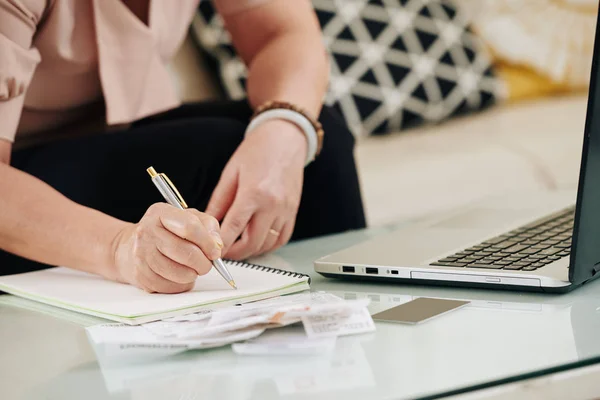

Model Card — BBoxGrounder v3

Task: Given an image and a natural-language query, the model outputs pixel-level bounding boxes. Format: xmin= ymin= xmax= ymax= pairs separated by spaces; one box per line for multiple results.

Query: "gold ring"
xmin=269 ymin=229 xmax=281 ymax=237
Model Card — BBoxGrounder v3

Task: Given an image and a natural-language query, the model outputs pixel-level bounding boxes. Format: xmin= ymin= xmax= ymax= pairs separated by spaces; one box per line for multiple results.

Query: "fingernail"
xmin=211 ymin=247 xmax=222 ymax=260
xmin=211 ymin=231 xmax=224 ymax=248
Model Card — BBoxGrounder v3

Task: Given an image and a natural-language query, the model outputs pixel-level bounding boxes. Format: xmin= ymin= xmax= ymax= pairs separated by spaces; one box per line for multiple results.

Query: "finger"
xmin=224 ymin=228 xmax=251 ymax=261
xmin=206 ymin=169 xmax=238 ymax=222
xmin=220 ymin=195 xmax=257 ymax=251
xmin=158 ymin=208 xmax=223 ymax=262
xmin=260 ymin=217 xmax=286 ymax=254
xmin=187 ymin=209 xmax=224 ymax=250
xmin=226 ymin=211 xmax=276 ymax=260
xmin=137 ymin=261 xmax=195 ymax=294
xmin=147 ymin=248 xmax=198 ymax=284
xmin=276 ymin=218 xmax=296 ymax=250
xmin=154 ymin=227 xmax=214 ymax=276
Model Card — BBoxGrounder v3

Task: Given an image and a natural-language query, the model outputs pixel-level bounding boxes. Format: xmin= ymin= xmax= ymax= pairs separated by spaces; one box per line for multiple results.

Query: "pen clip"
xmin=161 ymin=174 xmax=188 ymax=209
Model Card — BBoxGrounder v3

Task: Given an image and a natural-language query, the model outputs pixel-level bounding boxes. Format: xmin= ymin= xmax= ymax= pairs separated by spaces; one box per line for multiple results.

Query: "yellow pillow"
xmin=456 ymin=0 xmax=596 ymax=101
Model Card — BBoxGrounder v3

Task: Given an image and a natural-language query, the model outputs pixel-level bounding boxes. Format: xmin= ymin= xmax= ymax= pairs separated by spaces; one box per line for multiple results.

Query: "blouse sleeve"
xmin=213 ymin=0 xmax=274 ymax=15
xmin=0 ymin=0 xmax=44 ymax=143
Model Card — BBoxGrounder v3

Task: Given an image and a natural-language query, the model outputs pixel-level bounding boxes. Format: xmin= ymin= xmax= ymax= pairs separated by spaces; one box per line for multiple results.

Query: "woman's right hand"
xmin=111 ymin=203 xmax=223 ymax=293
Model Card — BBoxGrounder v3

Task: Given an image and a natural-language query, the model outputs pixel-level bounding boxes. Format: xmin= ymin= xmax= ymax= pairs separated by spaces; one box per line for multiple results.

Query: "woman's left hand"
xmin=206 ymin=120 xmax=307 ymax=260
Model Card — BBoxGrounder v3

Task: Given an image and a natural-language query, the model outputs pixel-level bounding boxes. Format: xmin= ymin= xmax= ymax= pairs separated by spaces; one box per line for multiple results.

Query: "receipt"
xmin=86 ymin=291 xmax=375 ymax=358
xmin=161 ymin=309 xmax=213 ymax=322
xmin=173 ymin=314 xmax=274 ymax=339
xmin=88 ymin=323 xmax=265 ymax=358
xmin=302 ymin=307 xmax=376 ymax=338
xmin=147 ymin=292 xmax=357 ymax=340
xmin=141 ymin=319 xmax=211 ymax=338
xmin=208 ymin=292 xmax=343 ymax=326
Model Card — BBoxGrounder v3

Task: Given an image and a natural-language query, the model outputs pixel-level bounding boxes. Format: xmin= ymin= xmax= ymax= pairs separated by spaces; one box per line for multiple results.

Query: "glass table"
xmin=2 ymin=226 xmax=600 ymax=400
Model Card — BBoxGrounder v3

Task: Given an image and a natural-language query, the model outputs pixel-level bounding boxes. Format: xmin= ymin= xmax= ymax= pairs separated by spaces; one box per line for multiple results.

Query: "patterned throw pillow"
xmin=192 ymin=0 xmax=502 ymax=136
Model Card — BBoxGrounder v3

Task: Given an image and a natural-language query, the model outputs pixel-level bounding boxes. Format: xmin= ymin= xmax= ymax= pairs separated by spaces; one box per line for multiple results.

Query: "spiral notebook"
xmin=0 ymin=261 xmax=311 ymax=325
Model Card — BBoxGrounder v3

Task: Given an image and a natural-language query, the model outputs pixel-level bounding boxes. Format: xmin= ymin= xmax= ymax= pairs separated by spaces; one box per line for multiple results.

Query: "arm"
xmin=0 ymin=2 xmax=123 ymax=276
xmin=0 ymin=2 xmax=222 ymax=292
xmin=0 ymin=140 xmax=125 ymax=279
xmin=207 ymin=0 xmax=329 ymax=259
xmin=0 ymin=2 xmax=125 ymax=277
xmin=0 ymin=147 xmax=223 ymax=293
xmin=217 ymin=0 xmax=329 ymax=116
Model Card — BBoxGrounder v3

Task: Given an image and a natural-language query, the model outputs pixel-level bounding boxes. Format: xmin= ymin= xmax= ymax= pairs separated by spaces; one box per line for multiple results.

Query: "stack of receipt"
xmin=86 ymin=292 xmax=375 ymax=358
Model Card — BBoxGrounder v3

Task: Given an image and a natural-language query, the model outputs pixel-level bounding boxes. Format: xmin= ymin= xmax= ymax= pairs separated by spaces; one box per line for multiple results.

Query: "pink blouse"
xmin=0 ymin=0 xmax=269 ymax=146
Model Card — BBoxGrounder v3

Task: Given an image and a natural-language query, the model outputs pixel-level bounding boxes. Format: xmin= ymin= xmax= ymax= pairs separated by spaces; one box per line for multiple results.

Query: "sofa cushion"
xmin=168 ymin=36 xmax=224 ymax=102
xmin=191 ymin=0 xmax=502 ymax=136
xmin=357 ymin=95 xmax=586 ymax=226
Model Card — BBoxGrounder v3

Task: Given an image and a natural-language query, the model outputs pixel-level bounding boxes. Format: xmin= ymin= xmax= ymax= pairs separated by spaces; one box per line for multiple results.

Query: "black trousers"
xmin=1 ymin=100 xmax=366 ymax=275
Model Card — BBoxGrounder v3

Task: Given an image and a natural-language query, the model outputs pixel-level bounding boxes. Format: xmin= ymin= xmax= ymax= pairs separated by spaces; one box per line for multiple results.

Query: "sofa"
xmin=169 ymin=35 xmax=586 ymax=228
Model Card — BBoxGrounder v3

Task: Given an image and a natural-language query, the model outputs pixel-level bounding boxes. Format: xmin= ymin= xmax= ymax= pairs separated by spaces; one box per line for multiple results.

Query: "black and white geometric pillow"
xmin=192 ymin=0 xmax=503 ymax=136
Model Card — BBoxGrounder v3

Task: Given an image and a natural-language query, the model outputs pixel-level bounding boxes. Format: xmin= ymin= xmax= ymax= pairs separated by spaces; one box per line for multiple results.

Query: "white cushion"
xmin=357 ymin=95 xmax=586 ymax=226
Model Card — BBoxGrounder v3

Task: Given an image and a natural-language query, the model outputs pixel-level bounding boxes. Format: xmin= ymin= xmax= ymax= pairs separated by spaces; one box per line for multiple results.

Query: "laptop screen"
xmin=571 ymin=8 xmax=600 ymax=285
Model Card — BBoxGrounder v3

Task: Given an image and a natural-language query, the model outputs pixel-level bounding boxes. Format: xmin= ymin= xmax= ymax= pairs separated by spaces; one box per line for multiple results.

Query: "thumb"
xmin=206 ymin=169 xmax=238 ymax=221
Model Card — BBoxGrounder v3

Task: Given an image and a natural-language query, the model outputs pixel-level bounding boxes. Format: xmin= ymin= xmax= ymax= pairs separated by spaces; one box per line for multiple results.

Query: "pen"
xmin=146 ymin=166 xmax=237 ymax=290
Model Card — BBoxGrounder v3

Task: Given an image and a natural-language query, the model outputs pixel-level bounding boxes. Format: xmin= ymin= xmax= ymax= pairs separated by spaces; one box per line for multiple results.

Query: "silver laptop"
xmin=314 ymin=13 xmax=600 ymax=294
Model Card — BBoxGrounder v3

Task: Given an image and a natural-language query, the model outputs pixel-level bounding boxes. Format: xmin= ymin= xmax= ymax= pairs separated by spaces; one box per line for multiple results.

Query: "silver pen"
xmin=146 ymin=166 xmax=237 ymax=290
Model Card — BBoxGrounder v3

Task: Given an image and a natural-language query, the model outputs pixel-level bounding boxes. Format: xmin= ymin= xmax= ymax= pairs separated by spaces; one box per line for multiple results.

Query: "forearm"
xmin=246 ymin=31 xmax=329 ymax=117
xmin=220 ymin=0 xmax=329 ymax=118
xmin=0 ymin=162 xmax=128 ymax=279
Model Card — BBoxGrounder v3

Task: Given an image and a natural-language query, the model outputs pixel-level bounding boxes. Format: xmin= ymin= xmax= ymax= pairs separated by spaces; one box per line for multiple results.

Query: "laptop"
xmin=314 ymin=13 xmax=600 ymax=294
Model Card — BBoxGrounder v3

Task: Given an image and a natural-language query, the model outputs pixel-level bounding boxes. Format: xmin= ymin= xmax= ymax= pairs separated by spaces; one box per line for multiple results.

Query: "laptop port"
xmin=342 ymin=266 xmax=355 ymax=273
xmin=391 ymin=270 xmax=399 ymax=275
xmin=366 ymin=267 xmax=378 ymax=275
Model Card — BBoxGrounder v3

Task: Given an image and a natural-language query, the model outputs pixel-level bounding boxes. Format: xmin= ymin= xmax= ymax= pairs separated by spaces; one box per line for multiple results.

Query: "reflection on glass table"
xmin=4 ymin=226 xmax=600 ymax=400
xmin=21 ymin=317 xmax=376 ymax=400
xmin=14 ymin=277 xmax=600 ymax=400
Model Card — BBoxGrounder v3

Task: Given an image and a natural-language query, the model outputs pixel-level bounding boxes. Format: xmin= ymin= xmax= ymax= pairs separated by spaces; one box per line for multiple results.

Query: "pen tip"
xmin=229 ymin=280 xmax=237 ymax=290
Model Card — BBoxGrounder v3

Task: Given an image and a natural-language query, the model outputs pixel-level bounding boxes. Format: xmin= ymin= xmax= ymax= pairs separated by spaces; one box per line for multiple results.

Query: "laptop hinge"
xmin=592 ymin=262 xmax=600 ymax=276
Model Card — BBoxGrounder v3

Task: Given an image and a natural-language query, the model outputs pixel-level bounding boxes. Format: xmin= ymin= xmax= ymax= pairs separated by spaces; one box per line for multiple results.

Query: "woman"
xmin=0 ymin=0 xmax=365 ymax=293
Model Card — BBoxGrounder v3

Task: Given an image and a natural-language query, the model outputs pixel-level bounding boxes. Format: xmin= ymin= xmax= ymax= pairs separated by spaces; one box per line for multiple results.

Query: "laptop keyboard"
xmin=431 ymin=207 xmax=574 ymax=271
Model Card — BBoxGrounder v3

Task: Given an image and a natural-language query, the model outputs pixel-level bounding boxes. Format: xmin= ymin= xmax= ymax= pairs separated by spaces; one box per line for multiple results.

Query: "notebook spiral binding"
xmin=226 ymin=260 xmax=312 ymax=284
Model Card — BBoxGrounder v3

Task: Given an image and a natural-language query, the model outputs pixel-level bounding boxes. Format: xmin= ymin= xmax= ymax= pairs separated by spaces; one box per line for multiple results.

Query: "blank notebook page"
xmin=0 ymin=262 xmax=309 ymax=323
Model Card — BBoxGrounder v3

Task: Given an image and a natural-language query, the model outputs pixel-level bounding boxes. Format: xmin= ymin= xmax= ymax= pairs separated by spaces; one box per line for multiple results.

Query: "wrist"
xmin=100 ymin=219 xmax=133 ymax=283
xmin=248 ymin=119 xmax=309 ymax=163
xmin=274 ymin=119 xmax=309 ymax=161
xmin=246 ymin=102 xmax=323 ymax=166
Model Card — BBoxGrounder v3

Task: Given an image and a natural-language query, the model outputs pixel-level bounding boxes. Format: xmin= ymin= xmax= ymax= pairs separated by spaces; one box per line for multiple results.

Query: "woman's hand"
xmin=111 ymin=203 xmax=224 ymax=293
xmin=206 ymin=120 xmax=307 ymax=260
xmin=208 ymin=0 xmax=327 ymax=259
